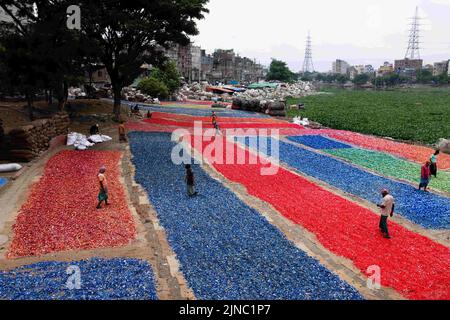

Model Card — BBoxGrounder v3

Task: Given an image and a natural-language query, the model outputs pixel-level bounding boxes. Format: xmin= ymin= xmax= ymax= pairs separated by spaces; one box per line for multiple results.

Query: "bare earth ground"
xmin=0 ymin=103 xmax=448 ymax=300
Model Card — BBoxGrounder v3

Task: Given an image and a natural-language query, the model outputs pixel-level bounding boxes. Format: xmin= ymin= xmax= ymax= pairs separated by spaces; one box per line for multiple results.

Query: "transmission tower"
xmin=302 ymin=31 xmax=314 ymax=73
xmin=405 ymin=6 xmax=421 ymax=59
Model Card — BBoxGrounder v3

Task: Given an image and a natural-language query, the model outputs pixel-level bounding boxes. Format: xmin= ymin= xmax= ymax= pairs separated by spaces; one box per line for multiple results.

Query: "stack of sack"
xmin=8 ymin=112 xmax=70 ymax=162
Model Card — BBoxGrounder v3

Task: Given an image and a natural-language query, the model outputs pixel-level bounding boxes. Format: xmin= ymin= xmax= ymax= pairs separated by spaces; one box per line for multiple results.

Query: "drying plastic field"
xmin=129 ymin=132 xmax=363 ymax=300
xmin=190 ymin=135 xmax=450 ymax=300
xmin=0 ymin=258 xmax=157 ymax=300
xmin=7 ymin=150 xmax=136 ymax=258
xmin=246 ymin=136 xmax=450 ymax=229
xmin=287 ymin=135 xmax=450 ymax=193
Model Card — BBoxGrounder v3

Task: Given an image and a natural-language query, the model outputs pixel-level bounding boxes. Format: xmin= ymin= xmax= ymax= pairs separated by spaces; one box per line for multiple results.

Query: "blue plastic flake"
xmin=287 ymin=135 xmax=353 ymax=149
xmin=119 ymin=100 xmax=270 ymax=118
xmin=0 ymin=258 xmax=158 ymax=300
xmin=244 ymin=137 xmax=450 ymax=229
xmin=129 ymin=132 xmax=363 ymax=300
xmin=0 ymin=177 xmax=8 ymax=188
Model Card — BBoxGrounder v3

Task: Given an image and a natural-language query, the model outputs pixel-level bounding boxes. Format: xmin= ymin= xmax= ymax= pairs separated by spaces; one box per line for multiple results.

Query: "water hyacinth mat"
xmin=325 ymin=148 xmax=450 ymax=194
xmin=190 ymin=135 xmax=450 ymax=300
xmin=0 ymin=258 xmax=157 ymax=300
xmin=7 ymin=150 xmax=136 ymax=258
xmin=129 ymin=131 xmax=363 ymax=300
xmin=245 ymin=137 xmax=450 ymax=229
xmin=287 ymin=135 xmax=353 ymax=150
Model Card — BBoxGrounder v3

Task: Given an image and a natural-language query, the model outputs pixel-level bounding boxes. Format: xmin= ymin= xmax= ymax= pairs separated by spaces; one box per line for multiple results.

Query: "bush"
xmin=137 ymin=77 xmax=169 ymax=99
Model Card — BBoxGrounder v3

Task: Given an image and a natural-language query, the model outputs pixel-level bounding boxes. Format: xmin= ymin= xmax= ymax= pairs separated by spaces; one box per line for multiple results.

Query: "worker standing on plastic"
xmin=96 ymin=166 xmax=109 ymax=209
xmin=418 ymin=161 xmax=431 ymax=192
xmin=430 ymin=150 xmax=440 ymax=178
xmin=118 ymin=121 xmax=127 ymax=142
xmin=90 ymin=123 xmax=100 ymax=135
xmin=211 ymin=111 xmax=221 ymax=135
xmin=377 ymin=189 xmax=395 ymax=239
xmin=185 ymin=164 xmax=198 ymax=197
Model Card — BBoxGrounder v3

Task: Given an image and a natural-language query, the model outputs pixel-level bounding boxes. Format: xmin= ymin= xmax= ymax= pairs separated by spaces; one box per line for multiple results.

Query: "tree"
xmin=416 ymin=70 xmax=434 ymax=84
xmin=336 ymin=74 xmax=349 ymax=84
xmin=151 ymin=61 xmax=181 ymax=95
xmin=352 ymin=74 xmax=370 ymax=85
xmin=266 ymin=59 xmax=295 ymax=82
xmin=79 ymin=0 xmax=209 ymax=119
xmin=0 ymin=1 xmax=87 ymax=113
xmin=137 ymin=77 xmax=169 ymax=99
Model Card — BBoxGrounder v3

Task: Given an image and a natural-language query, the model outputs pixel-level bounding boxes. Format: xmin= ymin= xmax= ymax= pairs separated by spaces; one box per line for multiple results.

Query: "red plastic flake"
xmin=143 ymin=118 xmax=302 ymax=129
xmin=7 ymin=150 xmax=136 ymax=259
xmin=189 ymin=135 xmax=450 ymax=300
xmin=126 ymin=121 xmax=305 ymax=136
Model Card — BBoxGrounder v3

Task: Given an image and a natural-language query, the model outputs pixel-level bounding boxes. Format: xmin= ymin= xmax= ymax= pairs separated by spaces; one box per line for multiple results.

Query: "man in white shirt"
xmin=377 ymin=189 xmax=395 ymax=239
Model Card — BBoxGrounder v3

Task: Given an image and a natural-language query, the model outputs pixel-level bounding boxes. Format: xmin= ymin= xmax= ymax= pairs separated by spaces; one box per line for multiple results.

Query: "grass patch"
xmin=287 ymin=88 xmax=450 ymax=144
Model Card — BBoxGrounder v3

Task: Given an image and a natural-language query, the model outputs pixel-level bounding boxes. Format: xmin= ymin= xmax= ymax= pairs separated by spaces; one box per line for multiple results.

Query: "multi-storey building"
xmin=377 ymin=62 xmax=394 ymax=77
xmin=332 ymin=59 xmax=350 ymax=75
xmin=433 ymin=61 xmax=449 ymax=76
xmin=394 ymin=58 xmax=423 ymax=72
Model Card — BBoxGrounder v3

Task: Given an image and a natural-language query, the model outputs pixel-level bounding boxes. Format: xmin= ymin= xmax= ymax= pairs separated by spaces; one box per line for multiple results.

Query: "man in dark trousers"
xmin=185 ymin=164 xmax=198 ymax=197
xmin=377 ymin=189 xmax=395 ymax=239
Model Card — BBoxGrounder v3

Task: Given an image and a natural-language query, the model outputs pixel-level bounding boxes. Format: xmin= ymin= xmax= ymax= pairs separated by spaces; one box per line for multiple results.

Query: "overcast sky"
xmin=192 ymin=0 xmax=450 ymax=72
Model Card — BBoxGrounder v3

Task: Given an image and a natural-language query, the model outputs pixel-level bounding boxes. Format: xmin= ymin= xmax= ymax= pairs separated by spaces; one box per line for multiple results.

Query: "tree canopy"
xmin=266 ymin=59 xmax=295 ymax=82
xmin=0 ymin=0 xmax=209 ymax=119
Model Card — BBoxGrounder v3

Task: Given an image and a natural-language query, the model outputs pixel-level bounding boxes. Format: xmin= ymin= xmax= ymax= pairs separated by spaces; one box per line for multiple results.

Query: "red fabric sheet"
xmin=188 ymin=135 xmax=450 ymax=300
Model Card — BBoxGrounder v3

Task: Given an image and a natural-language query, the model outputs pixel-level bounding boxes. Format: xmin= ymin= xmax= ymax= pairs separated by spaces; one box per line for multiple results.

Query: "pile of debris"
xmin=122 ymin=87 xmax=161 ymax=104
xmin=8 ymin=112 xmax=70 ymax=162
xmin=176 ymin=82 xmax=233 ymax=102
xmin=68 ymin=87 xmax=87 ymax=99
xmin=436 ymin=138 xmax=450 ymax=154
xmin=231 ymin=81 xmax=315 ymax=117
xmin=233 ymin=81 xmax=314 ymax=102
xmin=232 ymin=99 xmax=286 ymax=116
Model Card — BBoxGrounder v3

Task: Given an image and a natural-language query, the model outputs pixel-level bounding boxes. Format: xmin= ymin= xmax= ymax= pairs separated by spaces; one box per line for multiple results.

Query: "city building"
xmin=332 ymin=59 xmax=350 ymax=75
xmin=377 ymin=62 xmax=394 ymax=77
xmin=201 ymin=50 xmax=213 ymax=82
xmin=166 ymin=45 xmax=264 ymax=84
xmin=433 ymin=61 xmax=449 ymax=76
xmin=347 ymin=66 xmax=358 ymax=80
xmin=394 ymin=58 xmax=423 ymax=72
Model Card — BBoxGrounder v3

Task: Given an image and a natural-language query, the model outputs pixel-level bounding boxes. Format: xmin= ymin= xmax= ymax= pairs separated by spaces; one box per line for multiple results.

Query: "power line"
xmin=405 ymin=6 xmax=421 ymax=59
xmin=302 ymin=31 xmax=314 ymax=73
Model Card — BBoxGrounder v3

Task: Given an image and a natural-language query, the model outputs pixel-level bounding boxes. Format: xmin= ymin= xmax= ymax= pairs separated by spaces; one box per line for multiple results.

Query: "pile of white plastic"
xmin=67 ymin=132 xmax=112 ymax=150
xmin=122 ymin=87 xmax=161 ymax=104
xmin=175 ymin=82 xmax=233 ymax=102
xmin=0 ymin=163 xmax=22 ymax=173
xmin=234 ymin=81 xmax=314 ymax=102
xmin=293 ymin=117 xmax=310 ymax=126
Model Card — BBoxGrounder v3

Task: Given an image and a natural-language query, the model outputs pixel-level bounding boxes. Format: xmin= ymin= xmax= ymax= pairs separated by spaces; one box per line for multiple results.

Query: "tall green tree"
xmin=151 ymin=61 xmax=181 ymax=95
xmin=352 ymin=74 xmax=370 ymax=85
xmin=79 ymin=0 xmax=209 ymax=119
xmin=266 ymin=59 xmax=295 ymax=82
xmin=0 ymin=0 xmax=87 ymax=114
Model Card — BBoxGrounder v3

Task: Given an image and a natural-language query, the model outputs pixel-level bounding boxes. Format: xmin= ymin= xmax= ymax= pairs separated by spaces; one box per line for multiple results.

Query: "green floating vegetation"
xmin=287 ymin=89 xmax=450 ymax=144
xmin=325 ymin=148 xmax=450 ymax=193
